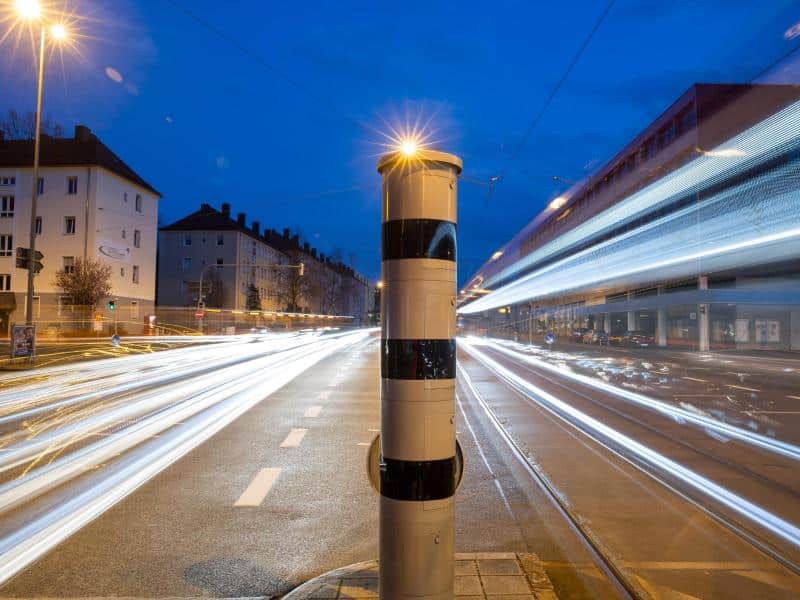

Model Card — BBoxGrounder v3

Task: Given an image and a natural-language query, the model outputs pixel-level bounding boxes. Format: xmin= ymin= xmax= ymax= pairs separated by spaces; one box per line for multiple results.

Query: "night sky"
xmin=2 ymin=0 xmax=799 ymax=284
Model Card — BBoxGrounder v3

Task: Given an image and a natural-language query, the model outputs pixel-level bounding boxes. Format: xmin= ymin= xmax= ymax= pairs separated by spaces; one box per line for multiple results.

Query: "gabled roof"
xmin=0 ymin=125 xmax=160 ymax=197
xmin=161 ymin=204 xmax=245 ymax=232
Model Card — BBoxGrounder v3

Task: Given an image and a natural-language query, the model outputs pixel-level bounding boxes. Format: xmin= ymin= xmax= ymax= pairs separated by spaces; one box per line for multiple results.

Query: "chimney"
xmin=311 ymin=248 xmax=317 ymax=258
xmin=303 ymin=242 xmax=310 ymax=253
xmin=320 ymin=253 xmax=325 ymax=262
xmin=200 ymin=202 xmax=211 ymax=211
xmin=221 ymin=202 xmax=231 ymax=216
xmin=283 ymin=228 xmax=290 ymax=239
xmin=252 ymin=221 xmax=260 ymax=235
xmin=237 ymin=212 xmax=246 ymax=226
xmin=74 ymin=125 xmax=91 ymax=142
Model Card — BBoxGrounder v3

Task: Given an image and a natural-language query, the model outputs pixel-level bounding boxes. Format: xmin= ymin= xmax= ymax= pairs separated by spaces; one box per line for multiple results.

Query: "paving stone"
xmin=456 ymin=559 xmax=478 ymax=575
xmin=481 ymin=575 xmax=532 ymax=595
xmin=455 ymin=575 xmax=484 ymax=596
xmin=533 ymin=590 xmax=559 ymax=600
xmin=477 ymin=558 xmax=522 ymax=575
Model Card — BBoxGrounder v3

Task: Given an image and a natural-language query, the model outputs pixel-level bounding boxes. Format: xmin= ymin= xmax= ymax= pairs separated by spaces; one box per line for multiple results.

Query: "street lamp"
xmin=12 ymin=0 xmax=70 ymax=327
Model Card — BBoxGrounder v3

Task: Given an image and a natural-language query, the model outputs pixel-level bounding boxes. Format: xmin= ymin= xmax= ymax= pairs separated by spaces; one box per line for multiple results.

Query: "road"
xmin=0 ymin=332 xmax=797 ymax=598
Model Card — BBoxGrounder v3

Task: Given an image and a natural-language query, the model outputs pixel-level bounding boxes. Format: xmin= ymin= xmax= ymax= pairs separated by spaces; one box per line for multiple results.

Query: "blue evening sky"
xmin=2 ymin=0 xmax=799 ymax=283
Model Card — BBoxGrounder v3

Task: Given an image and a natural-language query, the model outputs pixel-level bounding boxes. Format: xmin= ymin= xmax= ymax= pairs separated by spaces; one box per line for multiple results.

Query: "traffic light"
xmin=15 ymin=247 xmax=43 ymax=273
xmin=108 ymin=299 xmax=116 ymax=311
xmin=298 ymin=262 xmax=305 ymax=277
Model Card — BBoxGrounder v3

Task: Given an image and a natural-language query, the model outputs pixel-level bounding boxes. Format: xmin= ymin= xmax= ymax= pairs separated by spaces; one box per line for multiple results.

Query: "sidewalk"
xmin=283 ymin=553 xmax=558 ymax=599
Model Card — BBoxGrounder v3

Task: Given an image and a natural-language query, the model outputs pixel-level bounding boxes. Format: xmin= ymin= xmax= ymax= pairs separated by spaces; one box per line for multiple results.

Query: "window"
xmin=135 ymin=194 xmax=142 ymax=213
xmin=182 ymin=257 xmax=192 ymax=270
xmin=130 ymin=300 xmax=139 ymax=319
xmin=1 ymin=195 xmax=14 ymax=217
xmin=0 ymin=274 xmax=10 ymax=291
xmin=216 ymin=257 xmax=224 ymax=267
xmin=35 ymin=216 xmax=42 ymax=235
xmin=64 ymin=216 xmax=76 ymax=235
xmin=0 ymin=177 xmax=15 ymax=186
xmin=37 ymin=177 xmax=44 ymax=195
xmin=121 ymin=229 xmax=126 ymax=239
xmin=120 ymin=267 xmax=125 ymax=277
xmin=216 ymin=234 xmax=224 ymax=245
xmin=0 ymin=235 xmax=12 ymax=257
xmin=123 ymin=192 xmax=128 ymax=203
xmin=183 ymin=235 xmax=192 ymax=246
xmin=63 ymin=256 xmax=75 ymax=274
xmin=134 ymin=229 xmax=141 ymax=248
xmin=67 ymin=176 xmax=78 ymax=195
xmin=132 ymin=265 xmax=140 ymax=284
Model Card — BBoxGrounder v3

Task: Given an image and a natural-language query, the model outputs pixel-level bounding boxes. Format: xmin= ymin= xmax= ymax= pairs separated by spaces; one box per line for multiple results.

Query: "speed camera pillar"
xmin=377 ymin=148 xmax=462 ymax=598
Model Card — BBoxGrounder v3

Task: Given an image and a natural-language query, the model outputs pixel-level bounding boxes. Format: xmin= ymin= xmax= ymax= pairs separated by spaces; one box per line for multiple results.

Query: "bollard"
xmin=377 ymin=148 xmax=462 ymax=598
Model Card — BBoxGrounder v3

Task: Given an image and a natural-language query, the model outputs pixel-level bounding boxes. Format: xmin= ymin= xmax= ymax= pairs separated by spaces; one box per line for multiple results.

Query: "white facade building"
xmin=0 ymin=125 xmax=160 ymax=334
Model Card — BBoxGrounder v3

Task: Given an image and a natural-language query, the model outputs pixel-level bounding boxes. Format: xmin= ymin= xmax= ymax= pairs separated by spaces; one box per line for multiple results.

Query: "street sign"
xmin=10 ymin=324 xmax=35 ymax=358
xmin=544 ymin=332 xmax=556 ymax=345
xmin=111 ymin=334 xmax=121 ymax=347
xmin=15 ymin=248 xmax=43 ymax=273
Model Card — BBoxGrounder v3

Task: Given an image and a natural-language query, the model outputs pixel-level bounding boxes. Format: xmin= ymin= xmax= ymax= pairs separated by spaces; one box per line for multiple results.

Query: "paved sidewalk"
xmin=283 ymin=553 xmax=558 ymax=599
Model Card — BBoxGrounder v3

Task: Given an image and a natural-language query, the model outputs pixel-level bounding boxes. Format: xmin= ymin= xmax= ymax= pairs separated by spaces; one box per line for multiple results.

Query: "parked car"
xmin=621 ymin=330 xmax=655 ymax=347
xmin=580 ymin=329 xmax=596 ymax=343
xmin=608 ymin=332 xmax=625 ymax=346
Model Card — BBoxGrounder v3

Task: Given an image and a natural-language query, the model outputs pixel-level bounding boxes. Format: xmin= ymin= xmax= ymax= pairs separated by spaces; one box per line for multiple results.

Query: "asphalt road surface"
xmin=0 ymin=332 xmax=798 ymax=598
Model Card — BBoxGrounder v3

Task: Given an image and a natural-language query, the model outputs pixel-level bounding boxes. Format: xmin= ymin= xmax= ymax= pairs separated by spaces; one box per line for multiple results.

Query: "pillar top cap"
xmin=377 ymin=149 xmax=463 ymax=175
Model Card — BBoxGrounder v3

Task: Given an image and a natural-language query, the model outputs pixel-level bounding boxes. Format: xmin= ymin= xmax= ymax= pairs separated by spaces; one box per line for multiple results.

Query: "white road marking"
xmin=356 ymin=442 xmax=370 ymax=446
xmin=319 ymin=391 xmax=330 ymax=400
xmin=368 ymin=427 xmax=379 ymax=432
xmin=787 ymin=395 xmax=800 ymax=401
xmin=681 ymin=376 xmax=708 ymax=383
xmin=234 ymin=468 xmax=281 ymax=507
xmin=725 ymin=384 xmax=760 ymax=392
xmin=280 ymin=428 xmax=308 ymax=448
xmin=304 ymin=405 xmax=322 ymax=418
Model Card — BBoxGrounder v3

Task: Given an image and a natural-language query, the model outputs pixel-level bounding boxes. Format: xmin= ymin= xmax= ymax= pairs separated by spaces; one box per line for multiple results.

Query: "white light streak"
xmin=461 ymin=340 xmax=800 ymax=550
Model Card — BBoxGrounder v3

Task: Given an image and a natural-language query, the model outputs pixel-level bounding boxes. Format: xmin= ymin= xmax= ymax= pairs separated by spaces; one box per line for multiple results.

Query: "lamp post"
xmin=13 ymin=1 xmax=70 ymax=326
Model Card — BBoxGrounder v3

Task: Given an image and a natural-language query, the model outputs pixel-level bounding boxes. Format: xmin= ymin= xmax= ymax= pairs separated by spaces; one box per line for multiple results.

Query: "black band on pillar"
xmin=379 ymin=456 xmax=456 ymax=501
xmin=381 ymin=339 xmax=456 ymax=380
xmin=382 ymin=219 xmax=456 ymax=261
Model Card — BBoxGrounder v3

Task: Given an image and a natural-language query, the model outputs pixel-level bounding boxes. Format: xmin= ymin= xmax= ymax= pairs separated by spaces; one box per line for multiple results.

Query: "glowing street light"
xmin=400 ymin=138 xmax=418 ymax=157
xmin=49 ymin=22 xmax=67 ymax=40
xmin=15 ymin=0 xmax=41 ymax=20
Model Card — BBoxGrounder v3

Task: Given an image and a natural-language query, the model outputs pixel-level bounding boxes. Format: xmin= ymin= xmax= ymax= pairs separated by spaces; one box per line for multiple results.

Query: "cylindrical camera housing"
xmin=377 ymin=149 xmax=462 ymax=598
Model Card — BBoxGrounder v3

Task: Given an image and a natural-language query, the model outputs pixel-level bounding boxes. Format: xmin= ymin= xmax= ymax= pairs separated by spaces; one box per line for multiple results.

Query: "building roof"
xmin=162 ymin=203 xmax=366 ymax=281
xmin=0 ymin=125 xmax=161 ymax=197
xmin=161 ymin=204 xmax=248 ymax=233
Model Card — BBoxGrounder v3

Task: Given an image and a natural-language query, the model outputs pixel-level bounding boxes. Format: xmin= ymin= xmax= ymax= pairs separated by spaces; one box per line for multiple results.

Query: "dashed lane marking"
xmin=234 ymin=468 xmax=281 ymax=507
xmin=280 ymin=428 xmax=308 ymax=448
xmin=304 ymin=405 xmax=322 ymax=418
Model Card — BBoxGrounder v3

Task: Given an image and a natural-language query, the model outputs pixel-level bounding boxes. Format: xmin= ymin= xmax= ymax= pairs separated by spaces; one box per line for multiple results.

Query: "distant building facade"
xmin=157 ymin=203 xmax=370 ymax=323
xmin=0 ymin=125 xmax=160 ymax=334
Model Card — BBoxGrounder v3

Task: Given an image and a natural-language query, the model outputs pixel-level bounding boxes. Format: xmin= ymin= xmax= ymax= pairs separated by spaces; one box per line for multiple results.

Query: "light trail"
xmin=461 ymin=339 xmax=800 ymax=552
xmin=476 ymin=338 xmax=800 ymax=461
xmin=0 ymin=329 xmax=372 ymax=585
xmin=460 ymin=98 xmax=800 ymax=313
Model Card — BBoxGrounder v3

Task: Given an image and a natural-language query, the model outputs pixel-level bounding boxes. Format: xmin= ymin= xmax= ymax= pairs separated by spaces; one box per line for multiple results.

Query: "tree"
xmin=278 ymin=251 xmax=310 ymax=313
xmin=246 ymin=283 xmax=262 ymax=310
xmin=321 ymin=271 xmax=341 ymax=315
xmin=53 ymin=258 xmax=112 ymax=309
xmin=1 ymin=109 xmax=64 ymax=140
